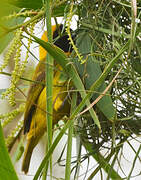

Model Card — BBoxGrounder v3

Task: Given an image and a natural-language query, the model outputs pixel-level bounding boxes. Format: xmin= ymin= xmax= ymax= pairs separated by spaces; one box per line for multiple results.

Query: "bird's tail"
xmin=22 ymin=138 xmax=35 ymax=174
xmin=22 ymin=128 xmax=45 ymax=174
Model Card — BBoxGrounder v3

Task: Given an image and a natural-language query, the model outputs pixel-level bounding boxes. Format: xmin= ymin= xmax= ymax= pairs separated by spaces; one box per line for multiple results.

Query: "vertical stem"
xmin=43 ymin=0 xmax=53 ymax=179
xmin=65 ymin=121 xmax=74 ymax=180
xmin=65 ymin=93 xmax=76 ymax=180
xmin=74 ymin=125 xmax=82 ymax=180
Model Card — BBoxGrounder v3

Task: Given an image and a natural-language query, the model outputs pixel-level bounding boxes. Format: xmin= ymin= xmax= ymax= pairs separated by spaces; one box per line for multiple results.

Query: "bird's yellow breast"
xmin=27 ymin=65 xmax=70 ymax=140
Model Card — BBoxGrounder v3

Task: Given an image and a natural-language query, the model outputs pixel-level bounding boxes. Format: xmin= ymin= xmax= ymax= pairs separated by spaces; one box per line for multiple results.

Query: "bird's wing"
xmin=23 ymin=60 xmax=46 ymax=133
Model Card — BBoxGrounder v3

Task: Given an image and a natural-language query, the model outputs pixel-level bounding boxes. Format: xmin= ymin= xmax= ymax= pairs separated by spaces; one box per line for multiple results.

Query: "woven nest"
xmin=76 ymin=60 xmax=141 ymax=153
xmin=72 ymin=1 xmax=141 ymax=155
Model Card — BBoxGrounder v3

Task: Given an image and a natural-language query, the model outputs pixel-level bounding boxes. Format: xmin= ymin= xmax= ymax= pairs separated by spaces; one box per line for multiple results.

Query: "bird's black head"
xmin=53 ymin=24 xmax=75 ymax=53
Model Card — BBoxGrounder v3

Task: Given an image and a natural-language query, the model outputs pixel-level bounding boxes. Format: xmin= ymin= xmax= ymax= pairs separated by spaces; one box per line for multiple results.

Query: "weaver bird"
xmin=22 ymin=24 xmax=73 ymax=173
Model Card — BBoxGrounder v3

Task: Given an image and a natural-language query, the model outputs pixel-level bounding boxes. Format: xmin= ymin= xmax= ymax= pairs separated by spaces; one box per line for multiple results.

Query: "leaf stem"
xmin=43 ymin=0 xmax=53 ymax=179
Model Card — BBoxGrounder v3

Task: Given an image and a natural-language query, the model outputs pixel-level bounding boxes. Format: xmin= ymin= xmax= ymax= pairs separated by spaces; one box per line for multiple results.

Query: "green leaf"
xmin=76 ymin=33 xmax=115 ymax=121
xmin=0 ymin=1 xmax=73 ymax=53
xmin=4 ymin=0 xmax=43 ymax=9
xmin=52 ymin=3 xmax=68 ymax=17
xmin=0 ymin=122 xmax=19 ymax=180
xmin=0 ymin=3 xmax=24 ymax=53
xmin=4 ymin=0 xmax=68 ymax=17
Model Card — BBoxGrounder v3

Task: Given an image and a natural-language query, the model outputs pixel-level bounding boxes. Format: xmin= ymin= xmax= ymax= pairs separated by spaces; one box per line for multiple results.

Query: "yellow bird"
xmin=22 ymin=24 xmax=73 ymax=173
